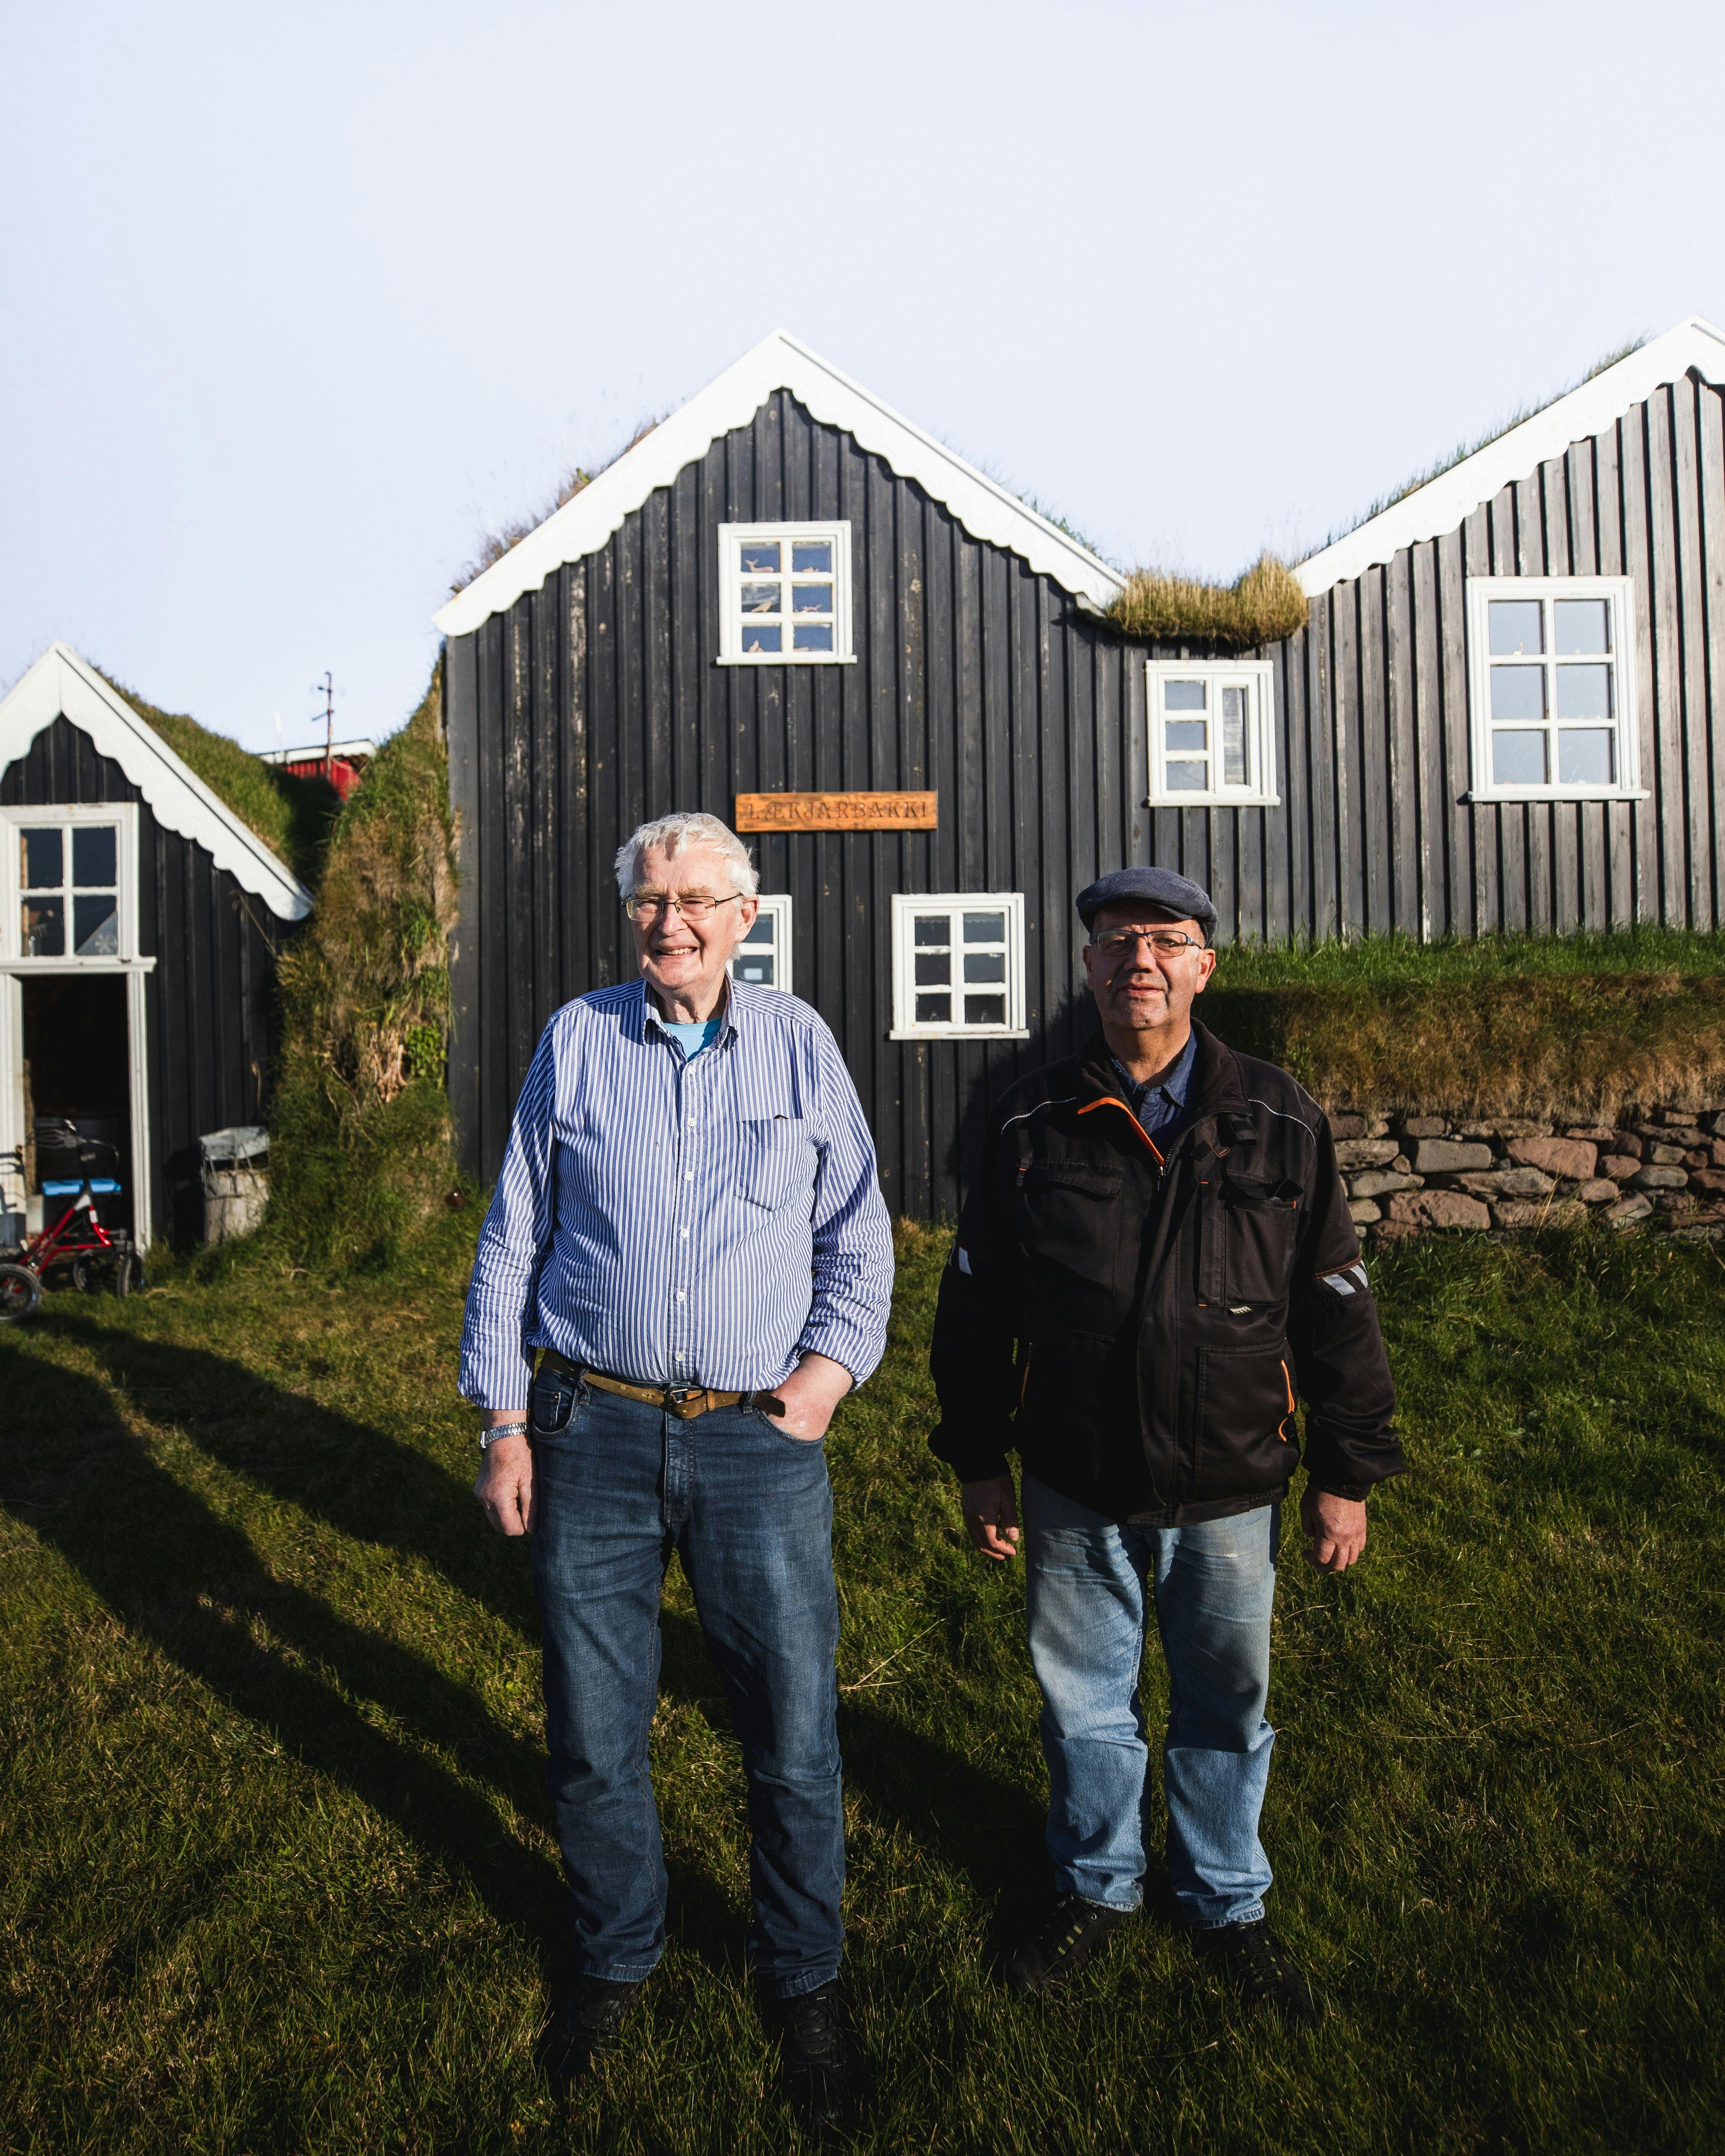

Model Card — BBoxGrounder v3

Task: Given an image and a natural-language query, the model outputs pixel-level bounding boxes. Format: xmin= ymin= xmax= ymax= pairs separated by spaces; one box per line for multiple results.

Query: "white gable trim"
xmin=1298 ymin=316 xmax=1725 ymax=597
xmin=434 ymin=330 xmax=1124 ymax=637
xmin=0 ymin=645 xmax=314 ymax=921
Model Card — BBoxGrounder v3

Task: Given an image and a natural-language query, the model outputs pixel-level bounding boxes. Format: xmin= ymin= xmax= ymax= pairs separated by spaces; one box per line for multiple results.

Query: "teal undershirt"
xmin=662 ymin=1017 xmax=723 ymax=1062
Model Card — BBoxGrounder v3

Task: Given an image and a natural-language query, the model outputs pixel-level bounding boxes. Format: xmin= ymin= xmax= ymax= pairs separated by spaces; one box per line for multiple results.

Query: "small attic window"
xmin=1464 ymin=577 xmax=1645 ymax=801
xmin=1144 ymin=661 xmax=1279 ymax=807
xmin=717 ymin=523 xmax=854 ymax=665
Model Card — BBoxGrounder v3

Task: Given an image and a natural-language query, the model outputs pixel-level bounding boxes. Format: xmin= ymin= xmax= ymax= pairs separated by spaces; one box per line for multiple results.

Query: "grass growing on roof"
xmin=1107 ymin=554 xmax=1308 ymax=650
xmin=2 ymin=1219 xmax=1723 ymax=2152
xmin=96 ymin=668 xmax=339 ymax=887
xmin=1201 ymin=929 xmax=1725 ymax=1117
xmin=266 ymin=664 xmax=460 ymax=1270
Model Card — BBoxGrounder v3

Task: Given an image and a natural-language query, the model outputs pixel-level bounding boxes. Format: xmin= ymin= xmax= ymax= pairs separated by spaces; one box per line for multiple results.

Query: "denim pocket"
xmin=530 ymin=1364 xmax=581 ymax=1435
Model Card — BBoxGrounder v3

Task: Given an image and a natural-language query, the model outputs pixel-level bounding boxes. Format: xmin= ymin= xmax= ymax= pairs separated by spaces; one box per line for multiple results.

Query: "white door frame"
xmin=0 ymin=958 xmax=158 ymax=1250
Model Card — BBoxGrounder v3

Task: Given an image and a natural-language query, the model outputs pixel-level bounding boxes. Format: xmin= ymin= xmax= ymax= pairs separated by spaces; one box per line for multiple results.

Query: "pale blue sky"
xmin=5 ymin=0 xmax=1721 ymax=752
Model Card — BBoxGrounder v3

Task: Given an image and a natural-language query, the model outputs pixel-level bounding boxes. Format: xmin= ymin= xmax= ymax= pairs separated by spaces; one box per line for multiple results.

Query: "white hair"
xmin=613 ymin=812 xmax=759 ymax=901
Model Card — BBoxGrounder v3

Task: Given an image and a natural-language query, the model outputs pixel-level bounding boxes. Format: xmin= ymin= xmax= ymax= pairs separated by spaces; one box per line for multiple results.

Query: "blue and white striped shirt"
xmin=458 ymin=977 xmax=896 ymax=1409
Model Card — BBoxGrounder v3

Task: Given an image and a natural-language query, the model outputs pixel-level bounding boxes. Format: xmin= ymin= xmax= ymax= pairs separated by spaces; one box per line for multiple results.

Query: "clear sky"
xmin=5 ymin=0 xmax=1722 ymax=753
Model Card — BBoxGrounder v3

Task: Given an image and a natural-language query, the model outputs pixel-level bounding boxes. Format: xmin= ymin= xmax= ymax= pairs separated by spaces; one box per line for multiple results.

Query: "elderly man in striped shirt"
xmin=462 ymin=811 xmax=892 ymax=2131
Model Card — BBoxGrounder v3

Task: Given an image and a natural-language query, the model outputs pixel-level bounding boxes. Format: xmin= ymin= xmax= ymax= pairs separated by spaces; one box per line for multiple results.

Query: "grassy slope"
xmin=95 ymin=670 xmax=339 ymax=888
xmin=1200 ymin=932 xmax=1725 ymax=1116
xmin=1 ymin=1221 xmax=1721 ymax=2154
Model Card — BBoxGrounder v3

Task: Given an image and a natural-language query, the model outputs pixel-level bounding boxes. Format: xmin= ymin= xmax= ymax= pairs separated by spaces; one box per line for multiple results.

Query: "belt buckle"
xmin=665 ymin=1383 xmax=698 ymax=1420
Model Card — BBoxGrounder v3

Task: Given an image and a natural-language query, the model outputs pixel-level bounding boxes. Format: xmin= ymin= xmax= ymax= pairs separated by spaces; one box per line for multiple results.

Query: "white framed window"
xmin=717 ymin=522 xmax=854 ymax=665
xmin=730 ymin=893 xmax=794 ymax=993
xmin=1 ymin=804 xmax=139 ymax=964
xmin=1145 ymin=661 xmax=1278 ymax=806
xmin=890 ymin=893 xmax=1028 ymax=1040
xmin=1465 ymin=577 xmax=1645 ymax=800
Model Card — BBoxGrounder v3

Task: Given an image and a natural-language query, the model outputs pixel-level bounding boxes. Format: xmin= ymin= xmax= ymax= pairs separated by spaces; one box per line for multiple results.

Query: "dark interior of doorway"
xmin=21 ymin=974 xmax=133 ymax=1236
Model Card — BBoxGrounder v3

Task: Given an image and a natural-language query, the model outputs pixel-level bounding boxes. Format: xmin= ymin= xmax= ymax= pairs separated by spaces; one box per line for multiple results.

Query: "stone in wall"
xmin=1492 ymin=1198 xmax=1588 ymax=1229
xmin=1606 ymin=1193 xmax=1654 ymax=1228
xmin=1599 ymin=1155 xmax=1640 ymax=1182
xmin=1456 ymin=1167 xmax=1557 ymax=1198
xmin=1385 ymin=1189 xmax=1492 ymax=1231
xmin=1506 ymin=1136 xmax=1597 ymax=1179
xmin=1632 ymin=1165 xmax=1689 ymax=1190
xmin=1350 ymin=1169 xmax=1423 ymax=1198
xmin=1335 ymin=1139 xmax=1401 ymax=1170
xmin=1409 ymin=1139 xmax=1496 ymax=1174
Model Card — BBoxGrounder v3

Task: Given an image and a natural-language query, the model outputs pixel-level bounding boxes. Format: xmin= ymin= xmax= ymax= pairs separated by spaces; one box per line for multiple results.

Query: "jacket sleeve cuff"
xmin=1306 ymin=1477 xmax=1375 ymax=1502
xmin=928 ymin=1421 xmax=1014 ymax=1484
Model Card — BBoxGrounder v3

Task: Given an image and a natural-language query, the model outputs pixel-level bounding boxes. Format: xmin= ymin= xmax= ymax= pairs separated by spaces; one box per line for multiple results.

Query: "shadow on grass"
xmin=1 ymin=1325 xmax=742 ymax=1991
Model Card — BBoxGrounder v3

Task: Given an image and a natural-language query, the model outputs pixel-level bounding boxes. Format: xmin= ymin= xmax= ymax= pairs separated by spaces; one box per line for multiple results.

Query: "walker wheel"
xmin=113 ymin=1253 xmax=145 ymax=1298
xmin=0 ymin=1263 xmax=43 ymax=1323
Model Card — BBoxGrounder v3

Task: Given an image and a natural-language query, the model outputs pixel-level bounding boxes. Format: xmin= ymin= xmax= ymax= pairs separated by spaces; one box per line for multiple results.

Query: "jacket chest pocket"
xmin=1207 ymin=1177 xmax=1300 ymax=1305
xmin=1015 ymin=1161 xmax=1125 ymax=1293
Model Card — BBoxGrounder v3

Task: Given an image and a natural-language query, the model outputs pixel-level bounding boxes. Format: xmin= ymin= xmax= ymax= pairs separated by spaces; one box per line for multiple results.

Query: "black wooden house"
xmin=437 ymin=319 xmax=1725 ymax=1218
xmin=0 ymin=644 xmax=312 ymax=1247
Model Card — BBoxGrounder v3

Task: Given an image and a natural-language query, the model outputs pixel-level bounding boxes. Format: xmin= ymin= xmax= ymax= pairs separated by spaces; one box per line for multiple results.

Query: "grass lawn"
xmin=3 ymin=1215 xmax=1723 ymax=2153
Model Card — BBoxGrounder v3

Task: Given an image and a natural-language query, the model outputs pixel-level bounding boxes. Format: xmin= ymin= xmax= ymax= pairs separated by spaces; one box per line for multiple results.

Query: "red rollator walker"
xmin=0 ymin=1118 xmax=145 ymax=1323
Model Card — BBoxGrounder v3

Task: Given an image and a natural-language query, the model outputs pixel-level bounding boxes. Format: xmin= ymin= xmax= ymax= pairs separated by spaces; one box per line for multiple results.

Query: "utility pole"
xmin=311 ymin=672 xmax=334 ymax=780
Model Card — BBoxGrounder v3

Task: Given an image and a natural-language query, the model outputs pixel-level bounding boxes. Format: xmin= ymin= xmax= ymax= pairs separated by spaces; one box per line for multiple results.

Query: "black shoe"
xmin=540 ymin=1975 xmax=646 ymax=2095
xmin=1192 ymin=1920 xmax=1318 ymax=2023
xmin=1006 ymin=1893 xmax=1133 ymax=1994
xmin=765 ymin=1979 xmax=868 ymax=2134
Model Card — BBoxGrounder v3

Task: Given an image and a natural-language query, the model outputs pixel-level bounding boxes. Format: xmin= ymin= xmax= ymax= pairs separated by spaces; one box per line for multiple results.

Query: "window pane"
xmin=792 ymin=623 xmax=834 ymax=652
xmin=792 ymin=542 xmax=832 ymax=574
xmin=1492 ymin=730 xmax=1547 ymax=784
xmin=733 ymin=955 xmax=775 ymax=984
xmin=741 ymin=915 xmax=773 ymax=945
xmin=742 ymin=625 xmax=782 ymax=654
xmin=22 ymin=828 xmax=62 ymax=889
xmin=1558 ymin=729 xmax=1614 ymax=784
xmin=1490 ymin=665 xmax=1545 ymax=720
xmin=1555 ymin=663 xmax=1612 ymax=720
xmin=912 ymin=917 xmax=948 ymax=946
xmin=1488 ymin=600 xmax=1543 ymax=655
xmin=963 ymin=912 xmax=1005 ymax=943
xmin=1554 ymin=599 xmax=1610 ymax=654
xmin=914 ymin=952 xmax=951 ymax=985
xmin=964 ymin=994 xmax=1007 ymax=1026
xmin=739 ymin=542 xmax=780 ymax=573
xmin=740 ymin=582 xmax=780 ymax=614
xmin=1167 ymin=761 xmax=1207 ymax=790
xmin=1164 ymin=680 xmax=1207 ymax=711
xmin=72 ymin=826 xmax=117 ymax=888
xmin=791 ymin=583 xmax=832 ymax=612
xmin=1164 ymin=720 xmax=1207 ymax=752
xmin=73 ymin=895 xmax=119 ymax=956
xmin=22 ymin=897 xmax=64 ymax=956
xmin=963 ymin=951 xmax=1006 ymax=982
xmin=1221 ymin=685 xmax=1248 ymax=786
xmin=914 ymin=991 xmax=952 ymax=1023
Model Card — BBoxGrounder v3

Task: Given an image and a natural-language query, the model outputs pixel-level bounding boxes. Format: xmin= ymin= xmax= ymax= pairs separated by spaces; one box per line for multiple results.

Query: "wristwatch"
xmin=479 ymin=1419 xmax=529 ymax=1451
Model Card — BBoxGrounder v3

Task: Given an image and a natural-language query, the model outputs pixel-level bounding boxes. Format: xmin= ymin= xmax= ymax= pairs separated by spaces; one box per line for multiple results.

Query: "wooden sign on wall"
xmin=734 ymin=791 xmax=938 ymax=832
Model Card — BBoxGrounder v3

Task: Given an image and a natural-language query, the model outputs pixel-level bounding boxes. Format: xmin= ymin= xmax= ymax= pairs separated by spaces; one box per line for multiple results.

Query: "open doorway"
xmin=21 ymin=974 xmax=133 ymax=1238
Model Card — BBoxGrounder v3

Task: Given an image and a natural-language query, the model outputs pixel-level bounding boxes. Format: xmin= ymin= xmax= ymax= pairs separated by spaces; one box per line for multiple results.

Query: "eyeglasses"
xmin=624 ymin=891 xmax=744 ymax=924
xmin=1091 ymin=928 xmax=1206 ymax=959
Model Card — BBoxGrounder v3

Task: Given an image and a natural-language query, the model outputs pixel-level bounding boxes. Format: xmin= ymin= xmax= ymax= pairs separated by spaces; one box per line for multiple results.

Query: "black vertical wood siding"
xmin=447 ymin=376 xmax=1725 ymax=1217
xmin=2 ymin=716 xmax=291 ymax=1239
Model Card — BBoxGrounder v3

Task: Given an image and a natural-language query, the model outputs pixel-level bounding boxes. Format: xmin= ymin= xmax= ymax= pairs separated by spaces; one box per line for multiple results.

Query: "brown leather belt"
xmin=540 ymin=1349 xmax=785 ymax=1422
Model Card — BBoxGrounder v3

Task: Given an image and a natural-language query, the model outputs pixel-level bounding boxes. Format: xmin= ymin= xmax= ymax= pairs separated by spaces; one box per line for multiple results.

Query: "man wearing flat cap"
xmin=929 ymin=866 xmax=1401 ymax=2019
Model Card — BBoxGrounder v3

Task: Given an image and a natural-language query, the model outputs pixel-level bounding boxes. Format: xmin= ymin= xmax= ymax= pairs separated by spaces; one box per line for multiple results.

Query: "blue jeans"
xmin=1022 ymin=1474 xmax=1279 ymax=1929
xmin=528 ymin=1378 xmax=844 ymax=1998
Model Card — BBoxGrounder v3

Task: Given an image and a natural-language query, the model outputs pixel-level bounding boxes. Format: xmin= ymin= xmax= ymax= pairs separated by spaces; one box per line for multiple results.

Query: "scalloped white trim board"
xmin=1297 ymin=317 xmax=1725 ymax=596
xmin=433 ymin=330 xmax=1126 ymax=638
xmin=0 ymin=645 xmax=313 ymax=922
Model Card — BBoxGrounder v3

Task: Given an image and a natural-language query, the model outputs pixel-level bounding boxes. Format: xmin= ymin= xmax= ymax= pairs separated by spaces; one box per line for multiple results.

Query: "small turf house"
xmin=0 ymin=644 xmax=313 ymax=1247
xmin=435 ymin=319 xmax=1725 ymax=1217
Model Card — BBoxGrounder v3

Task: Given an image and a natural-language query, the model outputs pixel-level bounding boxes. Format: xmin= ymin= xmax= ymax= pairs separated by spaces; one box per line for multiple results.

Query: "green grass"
xmin=3 ymin=1217 xmax=1723 ymax=2153
xmin=1212 ymin=926 xmax=1725 ymax=990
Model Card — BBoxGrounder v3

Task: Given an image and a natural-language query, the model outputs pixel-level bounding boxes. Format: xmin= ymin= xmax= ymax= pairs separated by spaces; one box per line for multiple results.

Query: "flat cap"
xmin=1077 ymin=866 xmax=1218 ymax=937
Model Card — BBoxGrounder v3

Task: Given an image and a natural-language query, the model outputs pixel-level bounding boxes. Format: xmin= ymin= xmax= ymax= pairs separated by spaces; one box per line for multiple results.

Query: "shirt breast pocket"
xmin=1218 ymin=1178 xmax=1300 ymax=1304
xmin=739 ymin=1118 xmax=818 ymax=1214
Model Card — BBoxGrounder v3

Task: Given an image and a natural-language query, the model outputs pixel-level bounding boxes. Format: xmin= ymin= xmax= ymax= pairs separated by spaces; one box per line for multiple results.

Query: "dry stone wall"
xmin=1328 ymin=1104 xmax=1725 ymax=1247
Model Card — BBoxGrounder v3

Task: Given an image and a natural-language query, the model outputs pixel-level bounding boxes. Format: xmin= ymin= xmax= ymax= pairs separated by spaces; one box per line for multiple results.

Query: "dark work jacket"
xmin=929 ymin=1023 xmax=1402 ymax=1525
